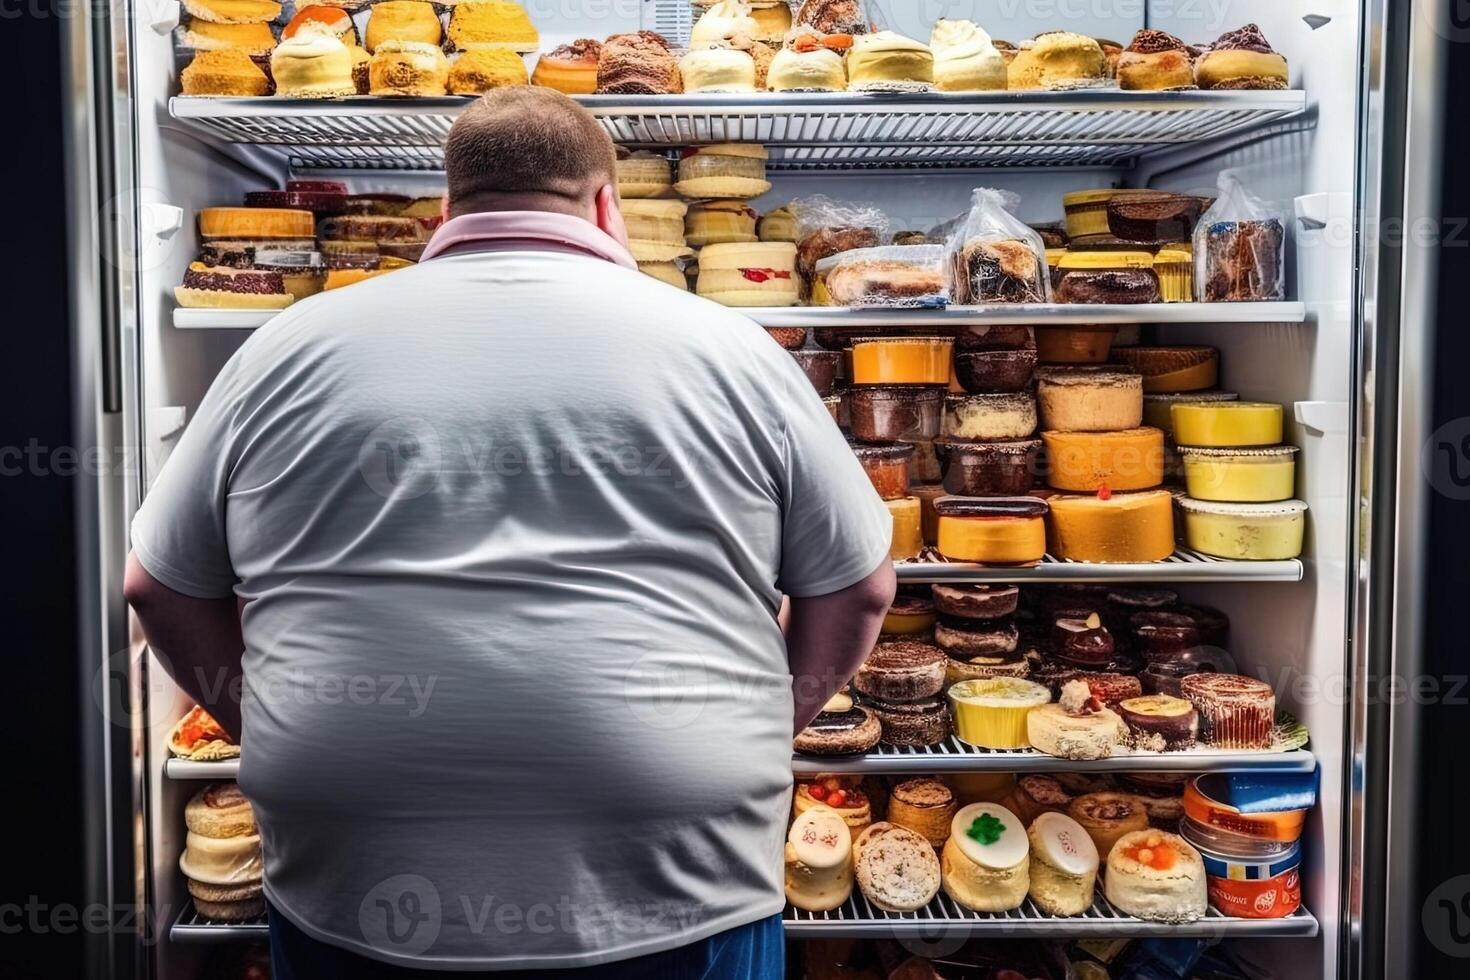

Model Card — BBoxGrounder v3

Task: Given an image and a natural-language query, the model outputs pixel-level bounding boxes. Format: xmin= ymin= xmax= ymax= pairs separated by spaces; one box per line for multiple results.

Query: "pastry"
xmin=597 ymin=31 xmax=683 ymax=94
xmin=179 ymin=49 xmax=271 ymax=96
xmin=1169 ymin=401 xmax=1283 ymax=447
xmin=934 ymin=615 xmax=1019 ymax=661
xmin=180 ymin=19 xmax=278 ymax=57
xmin=449 ymin=48 xmax=529 ymax=93
xmin=681 ymin=46 xmax=758 ymax=93
xmin=797 ymin=225 xmax=881 ymax=285
xmin=848 ymin=387 xmax=944 ymax=443
xmin=1037 ymin=369 xmax=1143 ymax=432
xmin=1027 ymin=812 xmax=1100 ymax=916
xmin=530 ymin=38 xmax=600 ymax=94
xmin=854 ymin=823 xmax=942 ymax=912
xmin=1129 ymin=611 xmax=1201 ymax=661
xmin=1119 ymin=694 xmax=1200 ymax=751
xmin=1180 ymin=445 xmax=1299 ymax=502
xmin=794 ymin=692 xmax=882 ymax=756
xmin=194 ymin=246 xmax=323 ymax=301
xmin=852 ymin=442 xmax=913 ymax=501
xmin=849 ymin=337 xmax=953 ymax=386
xmin=1050 ymin=613 xmax=1116 ymax=667
xmin=947 ymin=676 xmax=1050 ymax=749
xmin=446 ymin=1 xmax=539 ymax=53
xmin=785 ymin=805 xmax=855 ymax=911
xmin=181 ymin=0 xmax=280 ymax=23
xmin=369 ymin=40 xmax=449 ymax=96
xmin=167 ymin=705 xmax=239 ymax=761
xmin=861 ymin=692 xmax=950 ymax=746
xmin=616 ymin=151 xmax=673 ymax=200
xmin=1046 ymin=489 xmax=1175 ymax=563
xmin=675 ymin=144 xmax=770 ymax=199
xmin=686 ymin=200 xmax=758 ymax=248
xmin=1107 ymin=192 xmax=1206 ymax=245
xmin=198 ymin=207 xmax=315 ymax=248
xmin=745 ymin=40 xmax=775 ymax=88
xmin=937 ymin=439 xmax=1040 ymax=497
xmin=175 ymin=264 xmax=294 ymax=309
xmin=1042 ymin=427 xmax=1165 ymax=492
xmin=823 ymin=255 xmax=947 ymax=309
xmin=1121 ymin=773 xmax=1188 ymax=831
xmin=365 ymin=1 xmax=441 ymax=53
xmin=953 ymin=349 xmax=1036 ymax=394
xmin=1117 ymin=29 xmax=1195 ymax=90
xmin=1008 ymin=32 xmax=1106 ymax=91
xmin=930 ymin=19 xmax=1006 ymax=92
xmin=881 ymin=594 xmax=936 ymax=637
xmin=940 ymin=803 xmax=1029 ymax=912
xmin=791 ymin=350 xmax=841 ymax=396
xmin=933 ymin=496 xmax=1048 ymax=565
xmin=794 ymin=0 xmax=868 ymax=36
xmin=1112 ymin=346 xmax=1219 ymax=393
xmin=1068 ymin=792 xmax=1150 ymax=858
xmin=847 ymin=31 xmax=935 ymax=92
xmin=690 ymin=0 xmax=759 ymax=46
xmin=887 ymin=779 xmax=958 ymax=849
xmin=179 ymin=783 xmax=264 ymax=921
xmin=1181 ymin=672 xmax=1276 ymax=748
xmin=1027 ymin=679 xmax=1127 ymax=760
xmin=854 ymin=641 xmax=946 ymax=702
xmin=932 ymin=584 xmax=1019 ymax=621
xmin=767 ymin=45 xmax=846 ymax=92
xmin=1200 ymin=219 xmax=1286 ymax=301
xmin=283 ymin=5 xmax=356 ymax=45
xmin=271 ymin=28 xmax=357 ymax=98
xmin=1195 ymin=24 xmax=1288 ymax=90
xmin=620 ymin=199 xmax=693 ymax=263
xmin=1104 ymin=830 xmax=1208 ymax=923
xmin=943 ymin=393 xmax=1037 ymax=441
xmin=1054 ymin=251 xmax=1160 ymax=304
xmin=1003 ymin=774 xmax=1073 ymax=826
xmin=794 ymin=775 xmax=873 ymax=835
xmin=749 ymin=4 xmax=792 ymax=44
xmin=758 ymin=206 xmax=797 ymax=242
xmin=241 ymin=179 xmax=349 ymax=214
xmin=950 ymin=238 xmax=1049 ymax=305
xmin=695 ymin=242 xmax=799 ymax=306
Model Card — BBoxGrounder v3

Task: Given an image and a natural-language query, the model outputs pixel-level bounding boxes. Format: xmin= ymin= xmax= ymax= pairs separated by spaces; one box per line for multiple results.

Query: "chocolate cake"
xmin=1201 ymin=219 xmax=1285 ymax=301
xmin=1106 ymin=191 xmax=1206 ymax=243
xmin=596 ymin=31 xmax=683 ymax=95
xmin=951 ymin=238 xmax=1048 ymax=304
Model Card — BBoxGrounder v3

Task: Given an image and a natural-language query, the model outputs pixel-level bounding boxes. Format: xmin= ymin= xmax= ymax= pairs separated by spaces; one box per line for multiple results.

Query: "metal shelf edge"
xmin=792 ymin=747 xmax=1315 ymax=775
xmin=895 ymin=556 xmax=1304 ymax=584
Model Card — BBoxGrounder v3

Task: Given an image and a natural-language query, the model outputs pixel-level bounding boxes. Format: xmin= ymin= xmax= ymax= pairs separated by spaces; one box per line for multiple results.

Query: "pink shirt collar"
xmin=420 ymin=211 xmax=638 ymax=270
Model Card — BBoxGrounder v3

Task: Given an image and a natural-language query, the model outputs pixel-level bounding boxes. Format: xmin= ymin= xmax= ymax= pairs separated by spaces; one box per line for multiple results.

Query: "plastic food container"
xmin=1183 ymin=775 xmax=1309 ymax=843
xmin=1170 ymin=401 xmax=1284 ymax=447
xmin=1054 ymin=251 xmax=1161 ymax=304
xmin=790 ymin=349 xmax=842 ymax=396
xmin=1062 ymin=189 xmax=1119 ymax=242
xmin=850 ymin=337 xmax=954 ymax=385
xmin=848 ymin=386 xmax=944 ymax=442
xmin=953 ymin=349 xmax=1037 ymax=393
xmin=1176 ymin=498 xmax=1307 ymax=560
xmin=1034 ymin=325 xmax=1119 ymax=364
xmin=948 ymin=677 xmax=1052 ymax=749
xmin=816 ymin=245 xmax=949 ymax=309
xmin=1180 ymin=445 xmax=1299 ymax=502
xmin=852 ymin=442 xmax=915 ymax=500
xmin=1153 ymin=245 xmax=1193 ymax=302
xmin=937 ymin=439 xmax=1041 ymax=496
xmin=1181 ymin=817 xmax=1302 ymax=919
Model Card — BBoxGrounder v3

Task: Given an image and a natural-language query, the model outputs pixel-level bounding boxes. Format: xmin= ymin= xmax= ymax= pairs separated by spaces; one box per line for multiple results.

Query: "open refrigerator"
xmin=60 ymin=0 xmax=1438 ymax=977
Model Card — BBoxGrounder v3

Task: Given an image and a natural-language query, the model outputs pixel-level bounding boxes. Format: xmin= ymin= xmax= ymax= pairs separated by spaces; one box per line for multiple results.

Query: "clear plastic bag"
xmin=944 ymin=188 xmax=1052 ymax=304
xmin=788 ymin=194 xmax=891 ymax=289
xmin=1193 ymin=173 xmax=1286 ymax=302
xmin=817 ymin=244 xmax=949 ymax=308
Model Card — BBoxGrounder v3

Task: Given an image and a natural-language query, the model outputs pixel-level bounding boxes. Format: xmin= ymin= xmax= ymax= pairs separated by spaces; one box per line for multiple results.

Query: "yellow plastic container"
xmin=1170 ymin=401 xmax=1284 ymax=447
xmin=1153 ymin=245 xmax=1193 ymax=302
xmin=851 ymin=337 xmax=954 ymax=385
xmin=886 ymin=496 xmax=923 ymax=559
xmin=1142 ymin=391 xmax=1239 ymax=436
xmin=1180 ymin=445 xmax=1299 ymax=502
xmin=1177 ymin=497 xmax=1307 ymax=559
xmin=1062 ymin=188 xmax=1118 ymax=241
xmin=948 ymin=677 xmax=1052 ymax=749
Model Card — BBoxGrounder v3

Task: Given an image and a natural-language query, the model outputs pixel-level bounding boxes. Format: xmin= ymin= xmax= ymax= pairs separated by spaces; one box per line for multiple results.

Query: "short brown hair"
xmin=443 ymin=89 xmax=617 ymax=212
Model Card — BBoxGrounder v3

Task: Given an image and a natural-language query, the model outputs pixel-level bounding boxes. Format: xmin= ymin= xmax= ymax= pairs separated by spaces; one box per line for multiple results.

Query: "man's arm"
xmin=785 ymin=557 xmax=896 ymax=734
xmin=123 ymin=553 xmax=245 ymax=740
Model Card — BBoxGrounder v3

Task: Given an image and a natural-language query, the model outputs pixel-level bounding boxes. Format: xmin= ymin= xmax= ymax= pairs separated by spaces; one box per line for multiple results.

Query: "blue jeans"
xmin=267 ymin=903 xmax=785 ymax=979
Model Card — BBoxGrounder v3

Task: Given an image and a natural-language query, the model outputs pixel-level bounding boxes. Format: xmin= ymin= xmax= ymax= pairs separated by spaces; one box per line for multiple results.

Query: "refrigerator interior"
xmin=121 ymin=1 xmax=1366 ymax=976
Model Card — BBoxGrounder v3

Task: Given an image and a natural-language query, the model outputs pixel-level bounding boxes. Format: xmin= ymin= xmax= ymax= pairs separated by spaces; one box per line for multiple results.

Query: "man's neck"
xmin=448 ymin=191 xmax=595 ymax=224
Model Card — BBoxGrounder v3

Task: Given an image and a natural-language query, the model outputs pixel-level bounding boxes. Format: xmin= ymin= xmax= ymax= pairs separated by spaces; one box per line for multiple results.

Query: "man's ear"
xmin=594 ymin=184 xmax=629 ymax=248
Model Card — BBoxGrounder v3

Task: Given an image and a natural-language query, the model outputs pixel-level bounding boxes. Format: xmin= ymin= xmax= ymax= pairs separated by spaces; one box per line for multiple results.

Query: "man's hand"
xmin=122 ymin=554 xmax=245 ymax=740
xmin=784 ymin=558 xmax=896 ymax=734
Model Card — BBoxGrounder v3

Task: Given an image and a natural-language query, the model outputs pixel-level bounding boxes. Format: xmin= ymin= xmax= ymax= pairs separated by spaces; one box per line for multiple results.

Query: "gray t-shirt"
xmin=131 ymin=248 xmax=892 ymax=969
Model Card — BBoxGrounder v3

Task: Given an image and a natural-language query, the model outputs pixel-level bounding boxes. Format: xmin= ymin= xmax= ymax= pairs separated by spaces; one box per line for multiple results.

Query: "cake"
xmin=823 ymin=253 xmax=947 ymax=309
xmin=950 ymin=238 xmax=1049 ymax=304
xmin=446 ymin=1 xmax=540 ymax=53
xmin=1200 ymin=219 xmax=1286 ymax=301
xmin=938 ymin=439 xmax=1040 ymax=497
xmin=675 ymin=144 xmax=770 ymax=199
xmin=448 ymin=48 xmax=529 ymax=94
xmin=862 ymin=689 xmax=949 ymax=745
xmin=855 ymin=823 xmax=942 ymax=912
xmin=1003 ymin=774 xmax=1073 ymax=826
xmin=767 ymin=45 xmax=847 ymax=91
xmin=930 ymin=19 xmax=1006 ymax=91
xmin=1053 ymin=251 xmax=1161 ymax=304
xmin=1046 ymin=489 xmax=1175 ymax=563
xmin=882 ymin=594 xmax=937 ymax=636
xmin=943 ymin=392 xmax=1037 ymax=440
xmin=616 ymin=151 xmax=673 ymax=199
xmin=680 ymin=46 xmax=758 ymax=93
xmin=1103 ymin=829 xmax=1208 ymax=923
xmin=887 ymin=779 xmax=958 ymax=849
xmin=750 ymin=4 xmax=792 ymax=44
xmin=620 ymin=199 xmax=693 ymax=263
xmin=1067 ymin=792 xmax=1151 ymax=858
xmin=1007 ymin=32 xmax=1107 ymax=90
xmin=695 ymin=242 xmax=798 ymax=306
xmin=1117 ymin=29 xmax=1195 ymax=90
xmin=181 ymin=0 xmax=280 ymax=24
xmin=940 ymin=803 xmax=1030 ymax=912
xmin=175 ymin=264 xmax=294 ymax=309
xmin=369 ymin=41 xmax=450 ymax=96
xmin=1180 ymin=672 xmax=1276 ymax=748
xmin=364 ymin=1 xmax=442 ymax=53
xmin=179 ymin=784 xmax=264 ymax=921
xmin=690 ymin=0 xmax=759 ymax=47
xmin=854 ymin=641 xmax=947 ymax=703
xmin=797 ymin=226 xmax=881 ymax=285
xmin=934 ymin=496 xmax=1048 ymax=564
xmin=1027 ymin=812 xmax=1099 ymax=916
xmin=180 ymin=18 xmax=278 ymax=56
xmin=1112 ymin=346 xmax=1219 ymax=392
xmin=1027 ymin=679 xmax=1128 ymax=760
xmin=597 ymin=31 xmax=683 ymax=94
xmin=785 ymin=805 xmax=855 ymax=911
xmin=1119 ymin=694 xmax=1200 ymax=751
xmin=794 ymin=691 xmax=882 ymax=755
xmin=1195 ymin=24 xmax=1288 ymax=90
xmin=282 ymin=5 xmax=356 ymax=45
xmin=180 ymin=49 xmax=271 ymax=96
xmin=1169 ymin=400 xmax=1284 ymax=446
xmin=1041 ymin=427 xmax=1165 ymax=492
xmin=946 ymin=676 xmax=1050 ymax=748
xmin=530 ymin=38 xmax=600 ymax=94
xmin=1036 ymin=369 xmax=1143 ymax=432
xmin=757 ymin=206 xmax=797 ymax=242
xmin=685 ymin=200 xmax=758 ymax=247
xmin=953 ymin=348 xmax=1036 ymax=394
xmin=271 ymin=28 xmax=357 ymax=98
xmin=847 ymin=31 xmax=935 ymax=92
xmin=794 ymin=0 xmax=869 ymax=35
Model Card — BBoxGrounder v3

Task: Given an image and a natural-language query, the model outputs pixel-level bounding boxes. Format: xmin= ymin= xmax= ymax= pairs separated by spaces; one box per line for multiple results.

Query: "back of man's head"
xmin=443 ymin=89 xmax=619 ymax=219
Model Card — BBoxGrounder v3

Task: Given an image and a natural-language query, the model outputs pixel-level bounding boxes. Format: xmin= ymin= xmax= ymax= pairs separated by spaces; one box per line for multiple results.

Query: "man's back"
xmin=132 ymin=249 xmax=890 ymax=967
